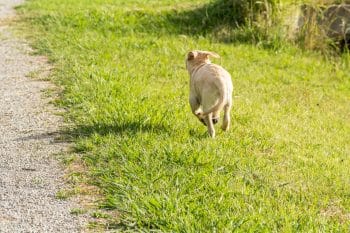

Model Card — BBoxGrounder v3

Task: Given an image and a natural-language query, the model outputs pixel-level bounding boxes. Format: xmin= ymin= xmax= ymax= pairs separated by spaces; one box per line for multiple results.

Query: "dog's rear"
xmin=186 ymin=50 xmax=233 ymax=138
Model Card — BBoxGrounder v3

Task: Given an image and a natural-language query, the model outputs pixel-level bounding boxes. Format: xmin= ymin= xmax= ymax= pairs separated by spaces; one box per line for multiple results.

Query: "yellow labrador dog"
xmin=186 ymin=50 xmax=233 ymax=138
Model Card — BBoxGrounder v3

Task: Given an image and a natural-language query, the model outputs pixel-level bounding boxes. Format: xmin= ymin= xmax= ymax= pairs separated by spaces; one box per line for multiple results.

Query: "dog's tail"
xmin=198 ymin=77 xmax=227 ymax=117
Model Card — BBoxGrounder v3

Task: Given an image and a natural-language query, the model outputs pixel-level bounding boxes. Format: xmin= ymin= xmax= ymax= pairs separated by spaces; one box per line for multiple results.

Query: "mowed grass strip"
xmin=19 ymin=0 xmax=350 ymax=231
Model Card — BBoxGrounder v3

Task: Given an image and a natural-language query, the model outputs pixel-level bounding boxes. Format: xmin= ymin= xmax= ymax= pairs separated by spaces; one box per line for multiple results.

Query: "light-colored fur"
xmin=186 ymin=50 xmax=233 ymax=138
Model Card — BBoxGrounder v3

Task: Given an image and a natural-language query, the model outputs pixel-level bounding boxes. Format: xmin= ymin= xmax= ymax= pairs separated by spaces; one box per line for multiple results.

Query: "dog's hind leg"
xmin=212 ymin=110 xmax=220 ymax=124
xmin=204 ymin=113 xmax=215 ymax=138
xmin=189 ymin=95 xmax=201 ymax=116
xmin=222 ymin=102 xmax=231 ymax=131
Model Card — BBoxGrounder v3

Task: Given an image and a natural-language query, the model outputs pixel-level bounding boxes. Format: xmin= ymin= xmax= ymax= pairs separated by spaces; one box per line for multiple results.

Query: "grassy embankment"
xmin=19 ymin=0 xmax=350 ymax=231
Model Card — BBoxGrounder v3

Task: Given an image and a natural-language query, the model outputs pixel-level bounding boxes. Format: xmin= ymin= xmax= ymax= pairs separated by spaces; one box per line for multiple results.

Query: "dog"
xmin=186 ymin=50 xmax=233 ymax=138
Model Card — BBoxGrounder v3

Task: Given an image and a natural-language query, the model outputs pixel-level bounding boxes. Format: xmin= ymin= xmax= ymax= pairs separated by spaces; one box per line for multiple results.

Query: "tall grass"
xmin=182 ymin=0 xmax=350 ymax=52
xmin=292 ymin=1 xmax=350 ymax=53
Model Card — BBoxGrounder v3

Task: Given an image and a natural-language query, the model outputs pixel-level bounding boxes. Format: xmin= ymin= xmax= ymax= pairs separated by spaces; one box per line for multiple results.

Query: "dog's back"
xmin=192 ymin=63 xmax=232 ymax=115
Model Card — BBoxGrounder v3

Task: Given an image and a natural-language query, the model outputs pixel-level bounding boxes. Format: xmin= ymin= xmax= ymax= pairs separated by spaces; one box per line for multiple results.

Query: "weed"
xmin=70 ymin=208 xmax=87 ymax=215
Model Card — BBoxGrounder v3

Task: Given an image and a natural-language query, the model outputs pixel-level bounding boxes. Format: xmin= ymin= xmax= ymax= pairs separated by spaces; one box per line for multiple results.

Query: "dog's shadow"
xmin=15 ymin=121 xmax=169 ymax=144
xmin=61 ymin=121 xmax=169 ymax=140
xmin=188 ymin=129 xmax=209 ymax=139
xmin=15 ymin=120 xmax=215 ymax=143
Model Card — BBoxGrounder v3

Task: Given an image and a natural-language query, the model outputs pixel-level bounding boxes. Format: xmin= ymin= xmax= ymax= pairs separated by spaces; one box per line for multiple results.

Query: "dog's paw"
xmin=212 ymin=117 xmax=219 ymax=124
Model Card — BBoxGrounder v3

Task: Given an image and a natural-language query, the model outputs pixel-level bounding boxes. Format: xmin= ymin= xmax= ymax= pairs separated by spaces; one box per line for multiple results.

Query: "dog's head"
xmin=185 ymin=50 xmax=220 ymax=71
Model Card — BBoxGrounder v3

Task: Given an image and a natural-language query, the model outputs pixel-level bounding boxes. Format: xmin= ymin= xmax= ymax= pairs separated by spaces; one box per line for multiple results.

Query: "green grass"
xmin=18 ymin=0 xmax=350 ymax=231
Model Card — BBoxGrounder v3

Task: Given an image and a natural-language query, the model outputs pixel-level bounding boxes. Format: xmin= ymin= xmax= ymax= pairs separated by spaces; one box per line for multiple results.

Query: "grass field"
xmin=18 ymin=0 xmax=350 ymax=231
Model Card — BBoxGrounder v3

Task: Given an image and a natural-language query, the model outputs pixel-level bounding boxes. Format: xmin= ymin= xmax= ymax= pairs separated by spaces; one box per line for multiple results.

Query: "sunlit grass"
xmin=18 ymin=0 xmax=350 ymax=231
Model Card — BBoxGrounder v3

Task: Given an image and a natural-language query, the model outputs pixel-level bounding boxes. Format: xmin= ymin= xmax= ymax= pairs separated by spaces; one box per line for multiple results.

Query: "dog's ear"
xmin=187 ymin=51 xmax=195 ymax=60
xmin=203 ymin=51 xmax=220 ymax=59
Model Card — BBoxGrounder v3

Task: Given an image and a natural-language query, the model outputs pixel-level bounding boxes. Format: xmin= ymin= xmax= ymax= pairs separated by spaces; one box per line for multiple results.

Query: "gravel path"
xmin=0 ymin=1 xmax=86 ymax=232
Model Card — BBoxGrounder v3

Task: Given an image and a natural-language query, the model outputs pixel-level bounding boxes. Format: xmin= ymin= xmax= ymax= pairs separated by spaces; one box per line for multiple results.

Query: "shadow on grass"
xmin=163 ymin=0 xmax=244 ymax=34
xmin=141 ymin=0 xmax=272 ymax=44
xmin=60 ymin=121 xmax=169 ymax=141
xmin=14 ymin=121 xmax=168 ymax=145
xmin=188 ymin=128 xmax=209 ymax=139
